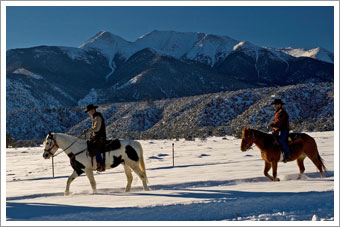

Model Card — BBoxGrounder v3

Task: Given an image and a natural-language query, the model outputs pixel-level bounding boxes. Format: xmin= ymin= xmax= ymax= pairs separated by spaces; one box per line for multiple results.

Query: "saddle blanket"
xmin=104 ymin=139 xmax=121 ymax=152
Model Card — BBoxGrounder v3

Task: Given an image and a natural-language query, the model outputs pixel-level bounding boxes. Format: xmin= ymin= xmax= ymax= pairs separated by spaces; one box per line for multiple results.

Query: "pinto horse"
xmin=42 ymin=132 xmax=149 ymax=195
xmin=240 ymin=128 xmax=326 ymax=181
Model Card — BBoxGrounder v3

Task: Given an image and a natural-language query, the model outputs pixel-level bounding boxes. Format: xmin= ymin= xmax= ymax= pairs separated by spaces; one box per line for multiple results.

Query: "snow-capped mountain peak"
xmin=134 ymin=30 xmax=201 ymax=58
xmin=277 ymin=46 xmax=333 ymax=63
xmin=79 ymin=31 xmax=130 ymax=48
xmin=79 ymin=31 xmax=132 ymax=58
xmin=78 ymin=30 xmax=334 ymax=69
xmin=79 ymin=30 xmax=244 ymax=67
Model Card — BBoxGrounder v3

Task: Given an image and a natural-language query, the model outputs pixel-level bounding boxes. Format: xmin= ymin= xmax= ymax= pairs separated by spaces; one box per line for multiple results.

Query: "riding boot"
xmin=97 ymin=162 xmax=105 ymax=172
xmin=95 ymin=152 xmax=105 ymax=172
xmin=283 ymin=152 xmax=289 ymax=163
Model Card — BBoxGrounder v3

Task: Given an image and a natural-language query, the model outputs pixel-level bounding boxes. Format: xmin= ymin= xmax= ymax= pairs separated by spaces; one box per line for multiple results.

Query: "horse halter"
xmin=44 ymin=134 xmax=59 ymax=157
xmin=242 ymin=129 xmax=255 ymax=151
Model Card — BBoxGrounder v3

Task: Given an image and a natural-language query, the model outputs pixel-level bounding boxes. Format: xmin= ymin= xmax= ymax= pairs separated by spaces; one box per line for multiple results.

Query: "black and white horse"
xmin=42 ymin=132 xmax=149 ymax=195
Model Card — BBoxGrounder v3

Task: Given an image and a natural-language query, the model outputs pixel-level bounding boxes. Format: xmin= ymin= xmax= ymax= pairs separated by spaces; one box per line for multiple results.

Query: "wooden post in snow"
xmin=172 ymin=143 xmax=175 ymax=167
xmin=52 ymin=156 xmax=55 ymax=178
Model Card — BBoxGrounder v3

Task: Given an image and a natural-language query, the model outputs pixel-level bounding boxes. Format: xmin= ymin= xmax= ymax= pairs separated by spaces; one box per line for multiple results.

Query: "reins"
xmin=45 ymin=133 xmax=86 ymax=158
xmin=68 ymin=149 xmax=87 ymax=160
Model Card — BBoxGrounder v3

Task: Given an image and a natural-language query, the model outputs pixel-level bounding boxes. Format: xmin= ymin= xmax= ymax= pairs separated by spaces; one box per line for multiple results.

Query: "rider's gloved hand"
xmin=267 ymin=123 xmax=273 ymax=130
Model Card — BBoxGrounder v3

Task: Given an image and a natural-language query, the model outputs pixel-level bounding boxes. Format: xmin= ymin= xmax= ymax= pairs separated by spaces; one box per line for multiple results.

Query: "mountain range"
xmin=6 ymin=30 xmax=334 ymax=111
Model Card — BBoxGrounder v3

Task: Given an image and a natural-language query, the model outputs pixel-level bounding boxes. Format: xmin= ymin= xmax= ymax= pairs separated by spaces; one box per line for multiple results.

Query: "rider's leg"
xmin=95 ymin=140 xmax=106 ymax=171
xmin=279 ymin=130 xmax=290 ymax=161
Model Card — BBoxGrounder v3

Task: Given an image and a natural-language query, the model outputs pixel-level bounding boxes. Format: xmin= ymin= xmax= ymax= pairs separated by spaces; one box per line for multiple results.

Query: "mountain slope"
xmin=7 ymin=82 xmax=333 ymax=141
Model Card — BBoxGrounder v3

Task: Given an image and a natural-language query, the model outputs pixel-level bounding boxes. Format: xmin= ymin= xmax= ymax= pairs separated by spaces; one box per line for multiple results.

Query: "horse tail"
xmin=311 ymin=136 xmax=327 ymax=177
xmin=303 ymin=134 xmax=327 ymax=177
xmin=137 ymin=141 xmax=149 ymax=184
xmin=317 ymin=153 xmax=327 ymax=176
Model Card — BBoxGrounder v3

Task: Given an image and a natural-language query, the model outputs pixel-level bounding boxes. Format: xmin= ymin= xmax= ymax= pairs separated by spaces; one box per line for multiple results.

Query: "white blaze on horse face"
xmin=43 ymin=137 xmax=57 ymax=159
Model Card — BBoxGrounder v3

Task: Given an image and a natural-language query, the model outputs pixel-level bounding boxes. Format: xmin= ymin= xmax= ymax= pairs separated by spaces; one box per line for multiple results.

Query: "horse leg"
xmin=296 ymin=157 xmax=306 ymax=179
xmin=308 ymin=155 xmax=326 ymax=178
xmin=123 ymin=164 xmax=133 ymax=192
xmin=302 ymin=137 xmax=326 ymax=177
xmin=85 ymin=168 xmax=97 ymax=194
xmin=271 ymin=161 xmax=280 ymax=181
xmin=132 ymin=166 xmax=149 ymax=191
xmin=65 ymin=170 xmax=79 ymax=196
xmin=264 ymin=161 xmax=274 ymax=181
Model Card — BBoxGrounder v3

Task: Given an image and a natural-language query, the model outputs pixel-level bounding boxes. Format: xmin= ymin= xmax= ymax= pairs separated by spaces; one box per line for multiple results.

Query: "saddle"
xmin=287 ymin=133 xmax=304 ymax=146
xmin=87 ymin=139 xmax=121 ymax=158
xmin=104 ymin=139 xmax=121 ymax=152
xmin=87 ymin=139 xmax=121 ymax=171
xmin=273 ymin=132 xmax=304 ymax=147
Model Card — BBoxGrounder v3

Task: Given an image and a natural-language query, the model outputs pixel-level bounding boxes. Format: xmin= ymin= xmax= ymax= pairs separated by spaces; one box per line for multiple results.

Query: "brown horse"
xmin=240 ymin=127 xmax=326 ymax=181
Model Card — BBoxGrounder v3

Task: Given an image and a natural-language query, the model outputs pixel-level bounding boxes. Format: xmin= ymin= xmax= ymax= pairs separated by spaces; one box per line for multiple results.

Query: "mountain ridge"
xmin=6 ymin=30 xmax=334 ymax=111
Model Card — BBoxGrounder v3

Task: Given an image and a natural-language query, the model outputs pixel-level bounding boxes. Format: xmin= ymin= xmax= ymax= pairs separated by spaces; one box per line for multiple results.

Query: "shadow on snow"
xmin=7 ymin=190 xmax=334 ymax=221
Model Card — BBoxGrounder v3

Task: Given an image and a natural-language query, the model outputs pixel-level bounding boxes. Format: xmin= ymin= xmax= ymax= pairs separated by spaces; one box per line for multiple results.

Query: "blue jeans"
xmin=278 ymin=130 xmax=290 ymax=156
xmin=96 ymin=152 xmax=104 ymax=165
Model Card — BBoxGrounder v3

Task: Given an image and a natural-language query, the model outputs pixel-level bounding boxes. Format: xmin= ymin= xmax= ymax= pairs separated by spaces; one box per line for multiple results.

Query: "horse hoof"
xmin=275 ymin=178 xmax=280 ymax=182
xmin=64 ymin=191 xmax=70 ymax=196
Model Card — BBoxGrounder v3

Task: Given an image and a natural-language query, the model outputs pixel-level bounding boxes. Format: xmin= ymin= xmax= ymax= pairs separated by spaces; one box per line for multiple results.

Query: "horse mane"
xmin=242 ymin=127 xmax=274 ymax=143
xmin=54 ymin=133 xmax=86 ymax=143
xmin=250 ymin=128 xmax=276 ymax=146
xmin=55 ymin=133 xmax=79 ymax=139
xmin=241 ymin=127 xmax=250 ymax=139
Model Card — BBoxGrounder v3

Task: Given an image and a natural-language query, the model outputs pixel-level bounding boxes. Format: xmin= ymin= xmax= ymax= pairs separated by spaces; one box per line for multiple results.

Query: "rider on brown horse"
xmin=83 ymin=104 xmax=107 ymax=172
xmin=268 ymin=99 xmax=291 ymax=163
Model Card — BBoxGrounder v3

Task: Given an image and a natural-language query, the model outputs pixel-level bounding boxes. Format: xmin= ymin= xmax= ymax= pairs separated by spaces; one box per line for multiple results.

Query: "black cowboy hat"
xmin=271 ymin=99 xmax=285 ymax=105
xmin=84 ymin=104 xmax=98 ymax=113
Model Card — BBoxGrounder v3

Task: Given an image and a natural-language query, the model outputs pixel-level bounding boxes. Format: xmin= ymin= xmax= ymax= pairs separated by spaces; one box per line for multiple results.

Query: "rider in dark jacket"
xmin=83 ymin=104 xmax=106 ymax=171
xmin=268 ymin=99 xmax=291 ymax=163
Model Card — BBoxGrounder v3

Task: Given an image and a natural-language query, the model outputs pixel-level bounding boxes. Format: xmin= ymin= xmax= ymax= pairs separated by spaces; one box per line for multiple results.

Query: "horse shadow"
xmin=6 ymin=189 xmax=334 ymax=221
xmin=7 ymin=170 xmax=334 ymax=201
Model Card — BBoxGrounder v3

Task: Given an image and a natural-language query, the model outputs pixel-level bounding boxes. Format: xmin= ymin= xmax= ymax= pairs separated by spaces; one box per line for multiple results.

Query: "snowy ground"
xmin=5 ymin=131 xmax=335 ymax=222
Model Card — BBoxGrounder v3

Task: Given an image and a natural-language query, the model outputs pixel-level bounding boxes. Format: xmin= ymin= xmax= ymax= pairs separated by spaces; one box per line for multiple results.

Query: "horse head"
xmin=240 ymin=127 xmax=255 ymax=152
xmin=42 ymin=132 xmax=59 ymax=159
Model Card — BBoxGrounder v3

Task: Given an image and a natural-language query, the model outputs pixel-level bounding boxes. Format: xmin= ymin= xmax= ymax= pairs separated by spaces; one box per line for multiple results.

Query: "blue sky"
xmin=6 ymin=6 xmax=334 ymax=51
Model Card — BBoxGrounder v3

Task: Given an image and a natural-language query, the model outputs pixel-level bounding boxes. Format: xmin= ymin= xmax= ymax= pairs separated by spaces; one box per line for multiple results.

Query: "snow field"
xmin=6 ymin=131 xmax=334 ymax=221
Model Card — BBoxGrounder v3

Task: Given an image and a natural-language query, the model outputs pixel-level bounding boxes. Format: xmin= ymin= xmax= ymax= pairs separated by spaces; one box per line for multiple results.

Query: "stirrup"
xmin=283 ymin=154 xmax=289 ymax=163
xmin=96 ymin=164 xmax=105 ymax=172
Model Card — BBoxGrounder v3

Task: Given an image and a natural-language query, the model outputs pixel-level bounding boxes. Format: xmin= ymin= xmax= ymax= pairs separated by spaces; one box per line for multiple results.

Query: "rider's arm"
xmin=87 ymin=116 xmax=102 ymax=133
xmin=272 ymin=111 xmax=287 ymax=129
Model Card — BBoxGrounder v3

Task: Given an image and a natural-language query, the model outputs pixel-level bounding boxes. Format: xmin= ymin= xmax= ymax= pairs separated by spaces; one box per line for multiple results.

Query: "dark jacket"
xmin=271 ymin=108 xmax=290 ymax=131
xmin=91 ymin=112 xmax=106 ymax=141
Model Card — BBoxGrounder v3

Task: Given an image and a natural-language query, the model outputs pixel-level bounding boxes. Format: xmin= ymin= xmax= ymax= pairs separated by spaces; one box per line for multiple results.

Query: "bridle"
xmin=242 ymin=129 xmax=255 ymax=150
xmin=44 ymin=136 xmax=60 ymax=157
xmin=44 ymin=133 xmax=85 ymax=158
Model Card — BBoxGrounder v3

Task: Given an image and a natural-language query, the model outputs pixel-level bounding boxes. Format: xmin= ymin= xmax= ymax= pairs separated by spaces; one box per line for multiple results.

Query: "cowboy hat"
xmin=271 ymin=99 xmax=285 ymax=105
xmin=84 ymin=104 xmax=98 ymax=113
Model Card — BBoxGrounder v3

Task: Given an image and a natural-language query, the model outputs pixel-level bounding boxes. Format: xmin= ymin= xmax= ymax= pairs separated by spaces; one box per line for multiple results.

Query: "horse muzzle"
xmin=43 ymin=152 xmax=51 ymax=159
